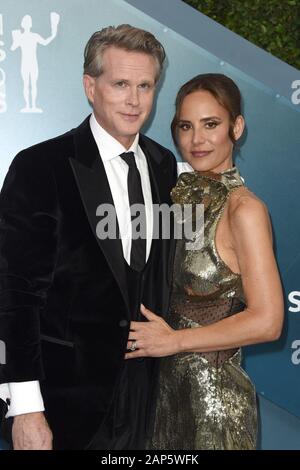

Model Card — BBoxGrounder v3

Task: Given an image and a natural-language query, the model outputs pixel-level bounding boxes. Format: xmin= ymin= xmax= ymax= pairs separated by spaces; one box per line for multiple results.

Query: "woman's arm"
xmin=126 ymin=194 xmax=284 ymax=359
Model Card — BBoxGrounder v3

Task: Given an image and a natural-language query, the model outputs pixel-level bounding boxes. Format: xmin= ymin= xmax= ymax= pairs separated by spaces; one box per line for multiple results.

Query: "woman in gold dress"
xmin=125 ymin=74 xmax=284 ymax=450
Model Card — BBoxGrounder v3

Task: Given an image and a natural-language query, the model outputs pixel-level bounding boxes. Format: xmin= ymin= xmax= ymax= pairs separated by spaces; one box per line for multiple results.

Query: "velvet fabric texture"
xmin=0 ymin=116 xmax=177 ymax=449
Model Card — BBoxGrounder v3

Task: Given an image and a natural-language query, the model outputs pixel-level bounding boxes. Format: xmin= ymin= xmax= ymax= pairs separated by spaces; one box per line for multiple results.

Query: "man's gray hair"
xmin=84 ymin=24 xmax=166 ymax=82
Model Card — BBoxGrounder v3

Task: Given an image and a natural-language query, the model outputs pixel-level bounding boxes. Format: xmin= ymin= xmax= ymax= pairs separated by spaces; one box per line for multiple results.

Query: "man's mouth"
xmin=120 ymin=113 xmax=140 ymax=122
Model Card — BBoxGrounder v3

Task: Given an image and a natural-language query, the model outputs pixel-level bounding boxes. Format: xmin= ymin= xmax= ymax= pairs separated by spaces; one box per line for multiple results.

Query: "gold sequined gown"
xmin=150 ymin=167 xmax=257 ymax=450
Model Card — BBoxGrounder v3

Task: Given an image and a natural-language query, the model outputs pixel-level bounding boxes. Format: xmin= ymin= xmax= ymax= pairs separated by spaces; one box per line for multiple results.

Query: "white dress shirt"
xmin=0 ymin=113 xmax=153 ymax=417
xmin=90 ymin=113 xmax=153 ymax=262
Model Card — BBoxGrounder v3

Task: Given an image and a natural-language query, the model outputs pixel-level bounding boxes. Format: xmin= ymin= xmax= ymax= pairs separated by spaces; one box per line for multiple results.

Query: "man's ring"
xmin=130 ymin=340 xmax=137 ymax=352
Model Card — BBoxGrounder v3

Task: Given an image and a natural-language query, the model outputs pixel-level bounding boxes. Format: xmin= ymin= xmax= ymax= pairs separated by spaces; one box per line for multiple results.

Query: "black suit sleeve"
xmin=0 ymin=152 xmax=58 ymax=382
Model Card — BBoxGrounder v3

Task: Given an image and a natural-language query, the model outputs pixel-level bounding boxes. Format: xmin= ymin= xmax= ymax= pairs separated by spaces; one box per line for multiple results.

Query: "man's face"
xmin=83 ymin=46 xmax=157 ymax=149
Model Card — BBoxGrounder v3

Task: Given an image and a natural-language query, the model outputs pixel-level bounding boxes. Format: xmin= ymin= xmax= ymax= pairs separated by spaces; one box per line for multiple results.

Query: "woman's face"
xmin=177 ymin=90 xmax=244 ymax=173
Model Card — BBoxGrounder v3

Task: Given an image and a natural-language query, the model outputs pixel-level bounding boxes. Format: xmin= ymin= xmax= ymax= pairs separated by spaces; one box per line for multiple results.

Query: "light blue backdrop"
xmin=0 ymin=0 xmax=300 ymax=436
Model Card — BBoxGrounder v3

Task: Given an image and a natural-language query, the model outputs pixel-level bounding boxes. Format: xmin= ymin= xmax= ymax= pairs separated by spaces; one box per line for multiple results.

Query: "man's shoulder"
xmin=17 ymin=128 xmax=75 ymax=162
xmin=6 ymin=129 xmax=75 ymax=185
xmin=10 ymin=117 xmax=90 ymax=172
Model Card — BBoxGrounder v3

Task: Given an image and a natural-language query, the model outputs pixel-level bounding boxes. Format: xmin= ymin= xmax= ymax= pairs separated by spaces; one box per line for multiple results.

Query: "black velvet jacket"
xmin=0 ymin=116 xmax=177 ymax=448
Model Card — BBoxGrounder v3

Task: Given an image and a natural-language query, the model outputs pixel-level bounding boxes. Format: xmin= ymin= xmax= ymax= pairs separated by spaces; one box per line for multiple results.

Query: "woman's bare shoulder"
xmin=227 ymin=186 xmax=270 ymax=230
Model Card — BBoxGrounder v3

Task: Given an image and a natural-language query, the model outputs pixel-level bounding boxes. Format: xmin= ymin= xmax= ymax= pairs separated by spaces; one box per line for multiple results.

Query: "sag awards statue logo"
xmin=0 ymin=13 xmax=6 ymax=113
xmin=0 ymin=11 xmax=60 ymax=114
xmin=11 ymin=12 xmax=60 ymax=113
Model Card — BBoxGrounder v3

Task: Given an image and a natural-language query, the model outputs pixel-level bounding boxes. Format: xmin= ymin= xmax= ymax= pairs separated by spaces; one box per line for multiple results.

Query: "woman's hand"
xmin=125 ymin=304 xmax=180 ymax=359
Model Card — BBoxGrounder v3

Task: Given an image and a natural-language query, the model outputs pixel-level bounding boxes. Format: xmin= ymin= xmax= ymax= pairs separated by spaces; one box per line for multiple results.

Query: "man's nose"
xmin=126 ymin=87 xmax=139 ymax=107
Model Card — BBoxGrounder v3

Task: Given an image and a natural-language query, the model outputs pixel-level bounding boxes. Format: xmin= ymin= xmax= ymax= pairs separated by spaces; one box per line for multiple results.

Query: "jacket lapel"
xmin=69 ymin=117 xmax=130 ymax=315
xmin=139 ymin=135 xmax=173 ymax=206
xmin=139 ymin=135 xmax=176 ymax=293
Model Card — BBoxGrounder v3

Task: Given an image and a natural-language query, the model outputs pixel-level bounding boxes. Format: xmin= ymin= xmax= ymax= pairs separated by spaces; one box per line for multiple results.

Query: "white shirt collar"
xmin=90 ymin=113 xmax=139 ymax=161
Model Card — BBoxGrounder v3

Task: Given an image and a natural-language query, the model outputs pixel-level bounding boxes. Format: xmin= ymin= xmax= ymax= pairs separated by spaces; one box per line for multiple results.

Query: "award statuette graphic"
xmin=11 ymin=12 xmax=60 ymax=113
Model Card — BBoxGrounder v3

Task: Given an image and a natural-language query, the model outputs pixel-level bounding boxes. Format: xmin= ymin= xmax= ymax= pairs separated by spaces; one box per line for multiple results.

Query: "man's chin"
xmin=113 ymin=130 xmax=139 ymax=147
xmin=119 ymin=124 xmax=143 ymax=138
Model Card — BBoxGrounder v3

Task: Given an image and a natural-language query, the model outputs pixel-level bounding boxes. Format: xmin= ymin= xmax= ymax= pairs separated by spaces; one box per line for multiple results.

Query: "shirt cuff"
xmin=6 ymin=381 xmax=45 ymax=418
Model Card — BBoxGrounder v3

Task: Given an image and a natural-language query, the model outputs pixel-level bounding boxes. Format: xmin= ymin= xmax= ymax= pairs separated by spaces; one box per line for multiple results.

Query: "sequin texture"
xmin=149 ymin=167 xmax=257 ymax=450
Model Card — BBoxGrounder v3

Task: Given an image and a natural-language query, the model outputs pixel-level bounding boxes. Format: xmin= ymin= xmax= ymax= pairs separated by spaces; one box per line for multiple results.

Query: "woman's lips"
xmin=191 ymin=150 xmax=213 ymax=158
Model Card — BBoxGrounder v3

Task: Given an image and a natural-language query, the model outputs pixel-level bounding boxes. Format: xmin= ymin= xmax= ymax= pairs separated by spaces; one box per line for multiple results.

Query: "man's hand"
xmin=12 ymin=411 xmax=53 ymax=450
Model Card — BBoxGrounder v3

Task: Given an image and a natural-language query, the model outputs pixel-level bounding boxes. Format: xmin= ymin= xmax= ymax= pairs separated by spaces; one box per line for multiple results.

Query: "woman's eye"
xmin=205 ymin=121 xmax=218 ymax=129
xmin=178 ymin=123 xmax=191 ymax=131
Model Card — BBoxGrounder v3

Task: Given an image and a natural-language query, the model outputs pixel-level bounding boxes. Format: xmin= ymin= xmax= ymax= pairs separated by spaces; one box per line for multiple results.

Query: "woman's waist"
xmin=166 ymin=299 xmax=243 ymax=369
xmin=169 ymin=293 xmax=245 ymax=327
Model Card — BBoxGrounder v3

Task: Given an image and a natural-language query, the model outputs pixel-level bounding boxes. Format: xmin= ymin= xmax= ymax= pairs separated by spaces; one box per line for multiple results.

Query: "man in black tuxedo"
xmin=0 ymin=24 xmax=177 ymax=450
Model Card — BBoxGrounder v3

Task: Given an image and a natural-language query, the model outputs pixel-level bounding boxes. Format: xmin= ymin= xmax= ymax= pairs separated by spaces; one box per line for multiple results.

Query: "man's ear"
xmin=233 ymin=115 xmax=245 ymax=141
xmin=83 ymin=74 xmax=95 ymax=104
